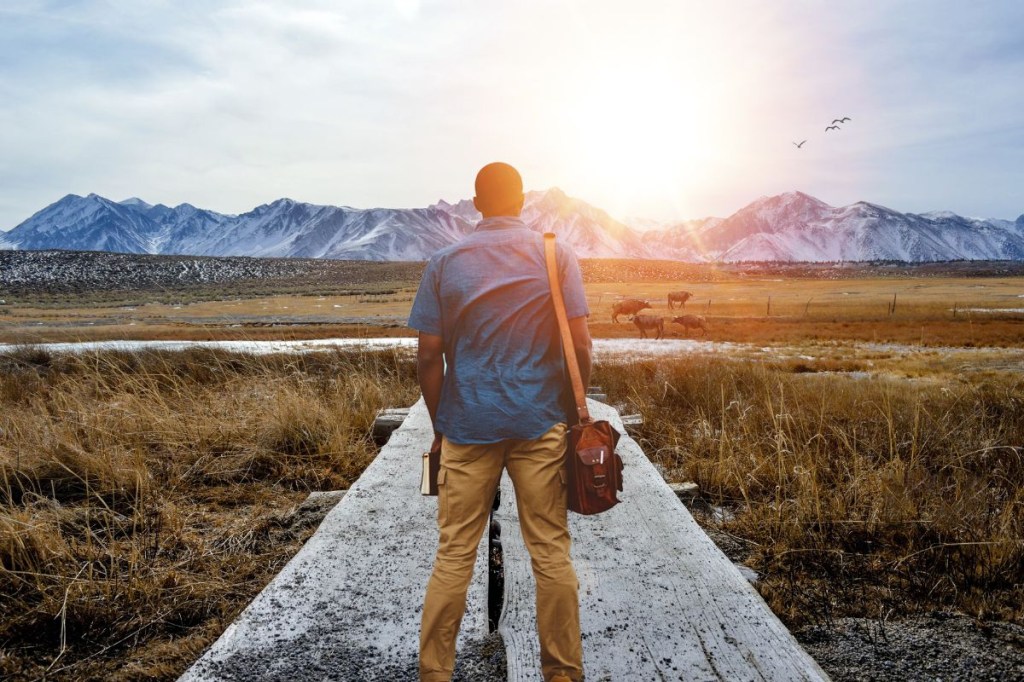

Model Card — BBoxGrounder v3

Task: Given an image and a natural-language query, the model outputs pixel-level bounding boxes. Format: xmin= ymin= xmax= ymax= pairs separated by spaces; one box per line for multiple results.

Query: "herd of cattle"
xmin=610 ymin=291 xmax=708 ymax=340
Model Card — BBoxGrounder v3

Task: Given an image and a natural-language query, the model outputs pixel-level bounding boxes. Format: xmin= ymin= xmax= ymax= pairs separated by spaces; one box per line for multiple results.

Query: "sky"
xmin=1 ymin=0 xmax=1023 ymax=230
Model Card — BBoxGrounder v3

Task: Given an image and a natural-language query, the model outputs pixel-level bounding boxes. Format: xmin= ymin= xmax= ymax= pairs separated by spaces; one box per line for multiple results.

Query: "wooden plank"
xmin=620 ymin=413 xmax=643 ymax=427
xmin=620 ymin=413 xmax=643 ymax=436
xmin=179 ymin=399 xmax=487 ymax=682
xmin=497 ymin=399 xmax=830 ymax=682
xmin=669 ymin=481 xmax=700 ymax=503
xmin=372 ymin=406 xmax=410 ymax=444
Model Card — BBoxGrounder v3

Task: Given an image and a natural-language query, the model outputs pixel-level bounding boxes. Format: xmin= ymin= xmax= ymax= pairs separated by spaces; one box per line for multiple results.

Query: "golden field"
xmin=2 ymin=267 xmax=1023 ymax=347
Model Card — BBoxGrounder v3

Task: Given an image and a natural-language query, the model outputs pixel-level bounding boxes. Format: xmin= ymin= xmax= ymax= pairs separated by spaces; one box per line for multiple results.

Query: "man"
xmin=409 ymin=162 xmax=591 ymax=682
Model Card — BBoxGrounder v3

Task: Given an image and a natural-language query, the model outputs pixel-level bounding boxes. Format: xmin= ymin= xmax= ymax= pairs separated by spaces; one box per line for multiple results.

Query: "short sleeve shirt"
xmin=408 ymin=216 xmax=589 ymax=444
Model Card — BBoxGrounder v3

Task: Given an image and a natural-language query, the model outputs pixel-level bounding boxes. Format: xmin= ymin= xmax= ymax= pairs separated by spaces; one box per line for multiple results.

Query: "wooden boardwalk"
xmin=180 ymin=399 xmax=829 ymax=681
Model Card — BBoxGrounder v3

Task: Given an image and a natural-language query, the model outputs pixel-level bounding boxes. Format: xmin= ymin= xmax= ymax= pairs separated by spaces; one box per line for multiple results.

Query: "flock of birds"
xmin=792 ymin=116 xmax=851 ymax=149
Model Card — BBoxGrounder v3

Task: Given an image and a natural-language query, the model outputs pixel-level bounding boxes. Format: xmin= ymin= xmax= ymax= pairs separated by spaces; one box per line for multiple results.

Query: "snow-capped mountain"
xmin=638 ymin=192 xmax=1024 ymax=262
xmin=520 ymin=188 xmax=652 ymax=258
xmin=7 ymin=193 xmax=163 ymax=254
xmin=4 ymin=189 xmax=1022 ymax=262
xmin=699 ymin=192 xmax=1024 ymax=262
xmin=640 ymin=217 xmax=724 ymax=261
xmin=3 ymin=190 xmax=654 ymax=261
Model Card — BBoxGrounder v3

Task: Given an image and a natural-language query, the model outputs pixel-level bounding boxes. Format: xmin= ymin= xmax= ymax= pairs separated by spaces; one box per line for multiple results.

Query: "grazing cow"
xmin=612 ymin=298 xmax=651 ymax=323
xmin=671 ymin=315 xmax=708 ymax=337
xmin=667 ymin=290 xmax=693 ymax=310
xmin=632 ymin=314 xmax=665 ymax=339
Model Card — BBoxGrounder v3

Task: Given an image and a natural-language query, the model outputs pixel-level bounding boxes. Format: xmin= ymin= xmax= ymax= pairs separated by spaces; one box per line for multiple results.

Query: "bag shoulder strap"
xmin=544 ymin=232 xmax=591 ymax=424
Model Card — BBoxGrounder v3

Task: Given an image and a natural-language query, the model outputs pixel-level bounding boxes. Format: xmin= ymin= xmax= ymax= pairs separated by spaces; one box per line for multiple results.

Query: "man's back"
xmin=409 ymin=216 xmax=588 ymax=444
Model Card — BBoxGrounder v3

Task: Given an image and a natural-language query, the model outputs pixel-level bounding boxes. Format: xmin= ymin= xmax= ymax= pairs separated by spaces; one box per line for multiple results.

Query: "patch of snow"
xmin=0 ymin=337 xmax=420 ymax=356
xmin=920 ymin=210 xmax=961 ymax=220
xmin=735 ymin=563 xmax=759 ymax=584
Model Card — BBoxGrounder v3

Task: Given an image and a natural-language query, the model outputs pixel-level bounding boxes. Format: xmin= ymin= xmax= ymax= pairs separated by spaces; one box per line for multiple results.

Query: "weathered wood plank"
xmin=620 ymin=413 xmax=643 ymax=437
xmin=619 ymin=413 xmax=643 ymax=425
xmin=179 ymin=399 xmax=487 ymax=682
xmin=669 ymin=481 xmax=700 ymax=503
xmin=497 ymin=400 xmax=830 ymax=682
xmin=372 ymin=406 xmax=411 ymax=444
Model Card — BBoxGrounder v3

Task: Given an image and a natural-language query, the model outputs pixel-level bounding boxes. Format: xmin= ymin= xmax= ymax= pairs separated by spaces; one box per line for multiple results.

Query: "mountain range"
xmin=3 ymin=189 xmax=1023 ymax=262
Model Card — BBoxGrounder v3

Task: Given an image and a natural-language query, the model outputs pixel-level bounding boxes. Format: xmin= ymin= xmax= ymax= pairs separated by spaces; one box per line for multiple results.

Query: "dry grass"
xmin=0 ymin=346 xmax=419 ymax=681
xmin=596 ymin=358 xmax=1024 ymax=627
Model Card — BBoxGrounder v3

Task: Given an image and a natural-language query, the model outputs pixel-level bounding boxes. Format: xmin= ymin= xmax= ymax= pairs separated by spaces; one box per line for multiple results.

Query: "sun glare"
xmin=564 ymin=65 xmax=719 ymax=218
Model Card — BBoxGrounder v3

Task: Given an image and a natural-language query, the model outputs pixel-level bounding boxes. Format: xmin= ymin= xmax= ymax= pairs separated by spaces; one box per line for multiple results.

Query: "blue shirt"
xmin=408 ymin=216 xmax=590 ymax=444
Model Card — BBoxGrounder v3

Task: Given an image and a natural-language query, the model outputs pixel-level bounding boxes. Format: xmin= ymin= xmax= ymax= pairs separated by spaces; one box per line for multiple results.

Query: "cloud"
xmin=0 ymin=0 xmax=1022 ymax=229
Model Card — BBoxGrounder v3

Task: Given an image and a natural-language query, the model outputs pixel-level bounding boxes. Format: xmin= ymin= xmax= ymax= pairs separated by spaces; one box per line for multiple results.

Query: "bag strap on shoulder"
xmin=544 ymin=232 xmax=591 ymax=424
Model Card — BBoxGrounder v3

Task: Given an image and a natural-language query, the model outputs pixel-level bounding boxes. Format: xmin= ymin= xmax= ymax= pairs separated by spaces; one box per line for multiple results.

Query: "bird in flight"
xmin=793 ymin=140 xmax=807 ymax=148
xmin=825 ymin=125 xmax=840 ymax=131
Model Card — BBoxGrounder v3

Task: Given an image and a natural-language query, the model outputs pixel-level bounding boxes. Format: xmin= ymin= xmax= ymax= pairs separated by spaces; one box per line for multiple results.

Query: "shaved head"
xmin=474 ymin=162 xmax=524 ymax=217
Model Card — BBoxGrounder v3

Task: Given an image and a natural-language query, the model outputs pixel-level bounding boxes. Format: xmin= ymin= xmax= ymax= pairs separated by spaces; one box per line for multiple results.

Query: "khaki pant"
xmin=420 ymin=422 xmax=583 ymax=682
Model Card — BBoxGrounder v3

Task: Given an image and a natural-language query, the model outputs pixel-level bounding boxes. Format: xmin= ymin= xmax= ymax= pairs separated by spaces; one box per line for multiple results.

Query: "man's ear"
xmin=513 ymin=194 xmax=525 ymax=215
xmin=473 ymin=196 xmax=481 ymax=213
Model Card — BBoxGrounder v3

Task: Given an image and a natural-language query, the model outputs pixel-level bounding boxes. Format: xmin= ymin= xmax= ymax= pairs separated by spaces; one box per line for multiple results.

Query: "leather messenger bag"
xmin=544 ymin=233 xmax=624 ymax=515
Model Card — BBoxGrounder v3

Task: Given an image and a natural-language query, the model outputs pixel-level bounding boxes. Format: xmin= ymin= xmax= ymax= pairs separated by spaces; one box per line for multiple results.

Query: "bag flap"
xmin=576 ymin=445 xmax=610 ymax=467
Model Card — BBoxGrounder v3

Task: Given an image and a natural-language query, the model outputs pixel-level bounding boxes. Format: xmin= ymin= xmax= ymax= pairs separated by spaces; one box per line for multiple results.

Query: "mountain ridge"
xmin=4 ymin=189 xmax=1022 ymax=263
